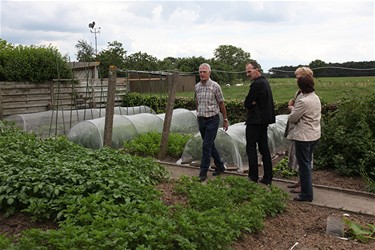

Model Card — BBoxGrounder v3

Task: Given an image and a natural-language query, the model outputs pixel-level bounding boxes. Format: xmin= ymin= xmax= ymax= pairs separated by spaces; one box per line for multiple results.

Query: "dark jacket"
xmin=244 ymin=75 xmax=276 ymax=125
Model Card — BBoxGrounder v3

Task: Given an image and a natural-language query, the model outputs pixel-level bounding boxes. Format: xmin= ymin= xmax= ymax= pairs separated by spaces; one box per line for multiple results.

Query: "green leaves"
xmin=0 ymin=41 xmax=72 ymax=82
xmin=0 ymin=123 xmax=288 ymax=249
xmin=344 ymin=217 xmax=375 ymax=243
xmin=123 ymin=131 xmax=192 ymax=158
xmin=314 ymin=93 xmax=375 ymax=188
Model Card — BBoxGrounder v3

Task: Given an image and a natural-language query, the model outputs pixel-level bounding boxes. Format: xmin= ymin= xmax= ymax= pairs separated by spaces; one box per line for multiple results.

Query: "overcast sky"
xmin=1 ymin=0 xmax=374 ymax=72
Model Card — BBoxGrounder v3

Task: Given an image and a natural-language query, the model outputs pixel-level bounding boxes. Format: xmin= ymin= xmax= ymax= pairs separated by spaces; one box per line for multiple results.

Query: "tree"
xmin=213 ymin=45 xmax=251 ymax=83
xmin=158 ymin=57 xmax=178 ymax=70
xmin=213 ymin=45 xmax=251 ymax=71
xmin=309 ymin=59 xmax=326 ymax=77
xmin=124 ymin=51 xmax=159 ymax=71
xmin=75 ymin=39 xmax=95 ymax=62
xmin=96 ymin=41 xmax=127 ymax=77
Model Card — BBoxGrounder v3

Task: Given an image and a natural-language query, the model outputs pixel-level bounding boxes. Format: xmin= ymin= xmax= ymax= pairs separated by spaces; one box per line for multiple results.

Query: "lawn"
xmin=176 ymin=76 xmax=375 ymax=104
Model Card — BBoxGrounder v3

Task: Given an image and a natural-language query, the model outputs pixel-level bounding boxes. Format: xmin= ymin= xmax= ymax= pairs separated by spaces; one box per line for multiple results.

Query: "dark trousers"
xmin=295 ymin=140 xmax=318 ymax=200
xmin=197 ymin=115 xmax=224 ymax=176
xmin=246 ymin=124 xmax=273 ymax=182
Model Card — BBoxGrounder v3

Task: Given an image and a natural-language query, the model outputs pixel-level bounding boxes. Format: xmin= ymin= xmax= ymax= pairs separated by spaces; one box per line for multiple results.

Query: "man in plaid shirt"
xmin=195 ymin=63 xmax=229 ymax=182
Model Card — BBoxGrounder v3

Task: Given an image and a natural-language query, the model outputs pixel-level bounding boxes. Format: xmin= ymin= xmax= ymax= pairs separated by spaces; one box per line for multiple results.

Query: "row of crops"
xmin=0 ymin=121 xmax=288 ymax=249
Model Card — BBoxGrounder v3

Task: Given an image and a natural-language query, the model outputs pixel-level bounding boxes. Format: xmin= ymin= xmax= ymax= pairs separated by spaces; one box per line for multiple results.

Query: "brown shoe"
xmin=290 ymin=187 xmax=301 ymax=193
xmin=287 ymin=183 xmax=300 ymax=188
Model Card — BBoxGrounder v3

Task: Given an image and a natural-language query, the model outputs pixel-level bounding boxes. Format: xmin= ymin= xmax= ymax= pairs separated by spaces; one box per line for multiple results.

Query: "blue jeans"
xmin=197 ymin=115 xmax=224 ymax=176
xmin=295 ymin=140 xmax=319 ymax=200
xmin=246 ymin=124 xmax=273 ymax=182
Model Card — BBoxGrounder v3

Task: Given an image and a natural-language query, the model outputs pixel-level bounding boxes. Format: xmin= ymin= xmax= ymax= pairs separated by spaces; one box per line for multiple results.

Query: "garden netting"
xmin=4 ymin=106 xmax=155 ymax=137
xmin=179 ymin=115 xmax=288 ymax=172
xmin=67 ymin=108 xmax=218 ymax=149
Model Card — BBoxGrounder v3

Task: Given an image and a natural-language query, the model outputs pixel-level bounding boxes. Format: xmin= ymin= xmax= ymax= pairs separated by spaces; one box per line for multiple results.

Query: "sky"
xmin=0 ymin=0 xmax=374 ymax=72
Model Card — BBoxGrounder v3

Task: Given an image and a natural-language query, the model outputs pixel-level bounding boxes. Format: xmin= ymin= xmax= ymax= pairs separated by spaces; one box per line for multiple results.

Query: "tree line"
xmin=1 ymin=38 xmax=374 ymax=83
xmin=269 ymin=59 xmax=375 ymax=78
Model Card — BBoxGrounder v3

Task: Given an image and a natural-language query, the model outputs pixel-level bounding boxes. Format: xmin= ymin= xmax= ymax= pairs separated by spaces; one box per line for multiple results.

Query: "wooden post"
xmin=103 ymin=66 xmax=117 ymax=147
xmin=158 ymin=72 xmax=178 ymax=160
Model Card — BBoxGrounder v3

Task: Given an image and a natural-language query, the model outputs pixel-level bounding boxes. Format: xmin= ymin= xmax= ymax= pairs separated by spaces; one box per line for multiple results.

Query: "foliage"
xmin=270 ymin=60 xmax=375 ymax=78
xmin=0 ymin=123 xmax=288 ymax=249
xmin=0 ymin=234 xmax=12 ymax=249
xmin=96 ymin=41 xmax=127 ymax=78
xmin=75 ymin=39 xmax=95 ymax=62
xmin=125 ymin=51 xmax=159 ymax=71
xmin=213 ymin=45 xmax=250 ymax=71
xmin=273 ymin=158 xmax=298 ymax=178
xmin=0 ymin=39 xmax=72 ymax=82
xmin=172 ymin=176 xmax=288 ymax=248
xmin=344 ymin=217 xmax=375 ymax=243
xmin=360 ymin=168 xmax=375 ymax=193
xmin=0 ymin=123 xmax=169 ymax=220
xmin=314 ymin=93 xmax=375 ymax=182
xmin=123 ymin=132 xmax=192 ymax=158
xmin=122 ymin=92 xmax=197 ymax=114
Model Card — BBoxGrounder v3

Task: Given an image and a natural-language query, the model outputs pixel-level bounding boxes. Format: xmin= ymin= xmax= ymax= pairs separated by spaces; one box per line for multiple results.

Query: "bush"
xmin=314 ymin=93 xmax=375 ymax=182
xmin=0 ymin=39 xmax=72 ymax=82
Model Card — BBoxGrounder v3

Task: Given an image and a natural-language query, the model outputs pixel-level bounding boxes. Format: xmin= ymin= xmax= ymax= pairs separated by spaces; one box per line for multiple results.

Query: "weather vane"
xmin=88 ymin=21 xmax=101 ymax=56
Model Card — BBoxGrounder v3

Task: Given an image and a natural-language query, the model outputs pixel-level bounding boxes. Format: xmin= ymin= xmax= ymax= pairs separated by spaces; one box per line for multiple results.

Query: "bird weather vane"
xmin=88 ymin=21 xmax=101 ymax=56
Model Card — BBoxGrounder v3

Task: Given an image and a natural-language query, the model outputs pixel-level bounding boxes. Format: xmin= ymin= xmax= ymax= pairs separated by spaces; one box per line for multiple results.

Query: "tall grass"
xmin=176 ymin=76 xmax=375 ymax=104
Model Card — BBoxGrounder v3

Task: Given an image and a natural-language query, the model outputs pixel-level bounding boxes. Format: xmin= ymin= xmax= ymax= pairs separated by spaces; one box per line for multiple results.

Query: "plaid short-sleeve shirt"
xmin=195 ymin=78 xmax=224 ymax=117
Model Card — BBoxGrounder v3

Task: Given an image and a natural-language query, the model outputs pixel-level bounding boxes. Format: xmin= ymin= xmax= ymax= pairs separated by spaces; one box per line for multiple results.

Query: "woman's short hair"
xmin=297 ymin=75 xmax=315 ymax=93
xmin=295 ymin=67 xmax=313 ymax=77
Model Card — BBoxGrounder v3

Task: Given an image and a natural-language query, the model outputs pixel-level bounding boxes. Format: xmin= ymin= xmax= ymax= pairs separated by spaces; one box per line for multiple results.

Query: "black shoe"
xmin=248 ymin=177 xmax=258 ymax=183
xmin=259 ymin=178 xmax=272 ymax=185
xmin=293 ymin=196 xmax=312 ymax=202
xmin=199 ymin=175 xmax=207 ymax=182
xmin=213 ymin=167 xmax=225 ymax=176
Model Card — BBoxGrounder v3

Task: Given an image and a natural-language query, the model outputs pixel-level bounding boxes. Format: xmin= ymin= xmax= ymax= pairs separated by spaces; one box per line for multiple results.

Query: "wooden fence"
xmin=0 ymin=79 xmax=127 ymax=119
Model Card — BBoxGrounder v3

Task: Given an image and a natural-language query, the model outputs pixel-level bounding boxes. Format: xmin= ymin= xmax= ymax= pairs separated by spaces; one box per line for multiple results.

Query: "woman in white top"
xmin=287 ymin=74 xmax=321 ymax=202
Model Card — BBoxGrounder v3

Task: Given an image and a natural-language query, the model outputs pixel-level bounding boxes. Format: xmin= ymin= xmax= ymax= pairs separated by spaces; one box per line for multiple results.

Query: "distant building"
xmin=68 ymin=61 xmax=100 ymax=79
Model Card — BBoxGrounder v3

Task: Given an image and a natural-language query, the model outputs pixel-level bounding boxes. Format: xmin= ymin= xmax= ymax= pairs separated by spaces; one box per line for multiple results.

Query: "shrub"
xmin=314 ymin=93 xmax=375 ymax=182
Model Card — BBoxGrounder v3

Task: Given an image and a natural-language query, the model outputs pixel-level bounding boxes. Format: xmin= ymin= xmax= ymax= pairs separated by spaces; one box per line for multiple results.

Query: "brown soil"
xmin=1 ymin=161 xmax=374 ymax=249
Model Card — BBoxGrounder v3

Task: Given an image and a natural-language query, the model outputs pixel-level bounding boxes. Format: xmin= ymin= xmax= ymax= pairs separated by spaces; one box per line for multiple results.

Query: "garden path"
xmin=158 ymin=161 xmax=375 ymax=216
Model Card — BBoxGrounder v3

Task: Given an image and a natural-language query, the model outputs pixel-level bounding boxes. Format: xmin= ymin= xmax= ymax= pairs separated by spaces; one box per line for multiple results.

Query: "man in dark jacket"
xmin=244 ymin=60 xmax=275 ymax=185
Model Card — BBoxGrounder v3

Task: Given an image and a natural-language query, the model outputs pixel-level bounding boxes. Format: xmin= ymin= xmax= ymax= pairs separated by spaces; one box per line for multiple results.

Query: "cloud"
xmin=1 ymin=0 xmax=373 ymax=71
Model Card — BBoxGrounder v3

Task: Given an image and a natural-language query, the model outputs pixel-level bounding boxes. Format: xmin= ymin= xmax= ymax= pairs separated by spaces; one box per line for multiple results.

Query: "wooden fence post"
xmin=158 ymin=72 xmax=178 ymax=160
xmin=103 ymin=66 xmax=117 ymax=147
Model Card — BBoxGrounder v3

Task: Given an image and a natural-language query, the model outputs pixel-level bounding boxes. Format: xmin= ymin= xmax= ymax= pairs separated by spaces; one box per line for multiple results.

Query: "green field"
xmin=177 ymin=76 xmax=375 ymax=104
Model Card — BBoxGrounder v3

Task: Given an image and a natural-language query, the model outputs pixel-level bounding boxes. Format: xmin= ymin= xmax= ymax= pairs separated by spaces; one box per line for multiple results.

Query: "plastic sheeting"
xmin=68 ymin=113 xmax=164 ymax=149
xmin=67 ymin=108 xmax=225 ymax=149
xmin=179 ymin=115 xmax=288 ymax=172
xmin=4 ymin=106 xmax=155 ymax=137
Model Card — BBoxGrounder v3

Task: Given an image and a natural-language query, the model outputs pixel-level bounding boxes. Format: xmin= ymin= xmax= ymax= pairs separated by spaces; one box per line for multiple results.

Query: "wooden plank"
xmin=2 ymin=101 xmax=50 ymax=109
xmin=2 ymin=95 xmax=52 ymax=103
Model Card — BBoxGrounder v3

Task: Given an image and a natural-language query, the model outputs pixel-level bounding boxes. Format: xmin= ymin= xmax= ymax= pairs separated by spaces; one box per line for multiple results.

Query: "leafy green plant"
xmin=273 ymin=157 xmax=298 ymax=178
xmin=123 ymin=131 xmax=192 ymax=158
xmin=0 ymin=123 xmax=288 ymax=249
xmin=0 ymin=234 xmax=12 ymax=249
xmin=343 ymin=217 xmax=375 ymax=243
xmin=314 ymin=93 xmax=375 ymax=182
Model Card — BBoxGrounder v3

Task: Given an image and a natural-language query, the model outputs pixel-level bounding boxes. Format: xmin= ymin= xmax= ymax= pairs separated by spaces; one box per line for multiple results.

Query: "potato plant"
xmin=0 ymin=122 xmax=288 ymax=249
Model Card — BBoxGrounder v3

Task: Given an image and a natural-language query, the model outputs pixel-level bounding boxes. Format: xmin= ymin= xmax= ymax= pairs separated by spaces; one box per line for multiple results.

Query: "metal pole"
xmin=88 ymin=21 xmax=100 ymax=56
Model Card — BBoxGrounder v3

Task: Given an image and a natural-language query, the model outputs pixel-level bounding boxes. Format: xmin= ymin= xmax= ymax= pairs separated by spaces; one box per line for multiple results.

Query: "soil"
xmin=1 ymin=158 xmax=374 ymax=249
